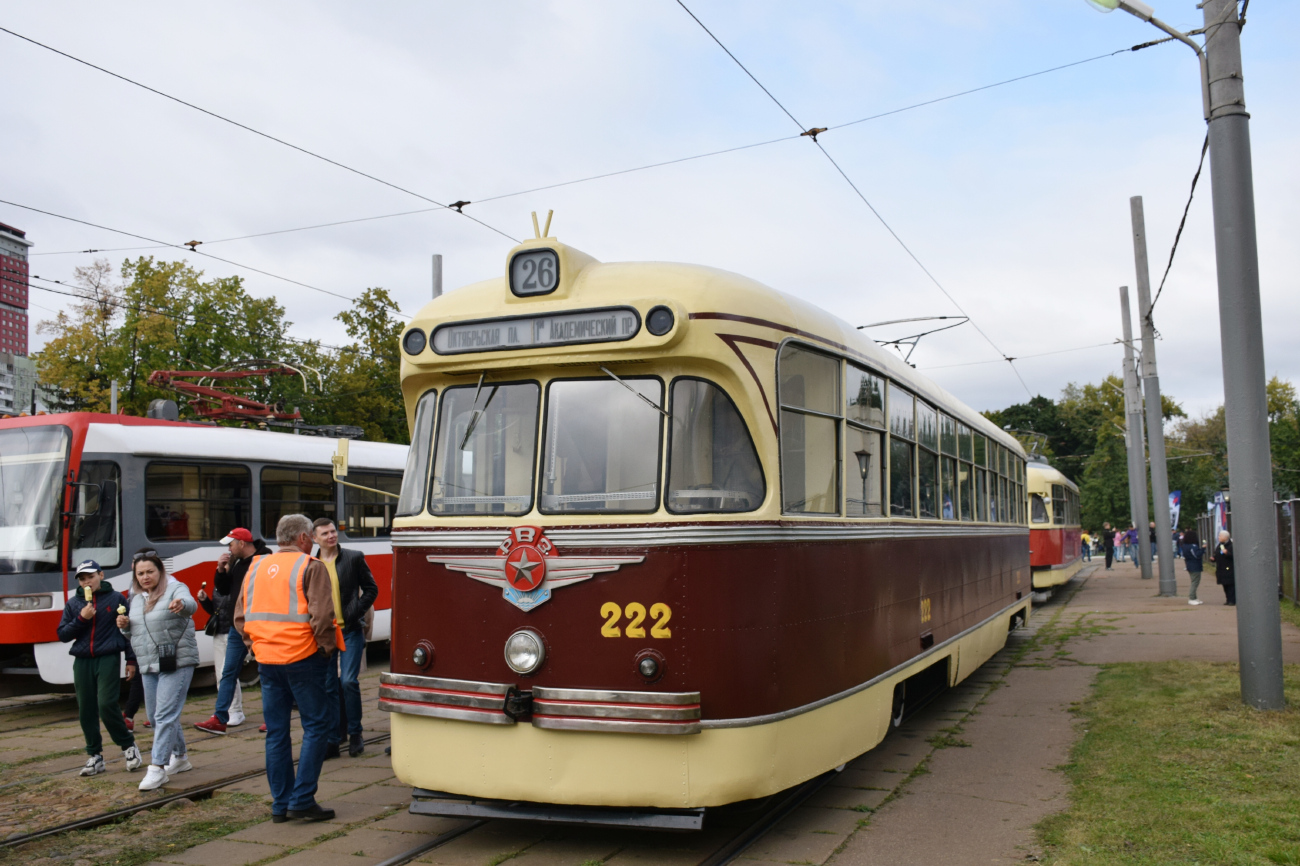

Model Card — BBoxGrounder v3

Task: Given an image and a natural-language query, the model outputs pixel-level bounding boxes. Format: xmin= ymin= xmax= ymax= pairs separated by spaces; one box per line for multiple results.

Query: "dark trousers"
xmin=261 ymin=653 xmax=330 ymax=815
xmin=1223 ymin=581 xmax=1236 ymax=605
xmin=73 ymin=654 xmax=135 ymax=756
xmin=1105 ymin=549 xmax=1114 ymax=569
xmin=214 ymin=626 xmax=247 ymax=724
xmin=123 ymin=671 xmax=144 ymax=718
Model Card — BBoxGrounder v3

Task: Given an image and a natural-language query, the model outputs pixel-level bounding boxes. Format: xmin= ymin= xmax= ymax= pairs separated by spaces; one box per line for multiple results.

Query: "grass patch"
xmin=1037 ymin=661 xmax=1300 ymax=865
xmin=1280 ymin=601 xmax=1300 ymax=632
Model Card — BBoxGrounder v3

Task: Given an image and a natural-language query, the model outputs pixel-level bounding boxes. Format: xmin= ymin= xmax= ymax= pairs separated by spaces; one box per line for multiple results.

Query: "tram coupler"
xmin=502 ymin=687 xmax=533 ymax=721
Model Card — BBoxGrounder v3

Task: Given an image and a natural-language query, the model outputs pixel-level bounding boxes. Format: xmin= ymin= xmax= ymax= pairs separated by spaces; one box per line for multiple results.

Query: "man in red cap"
xmin=195 ymin=528 xmax=271 ymax=735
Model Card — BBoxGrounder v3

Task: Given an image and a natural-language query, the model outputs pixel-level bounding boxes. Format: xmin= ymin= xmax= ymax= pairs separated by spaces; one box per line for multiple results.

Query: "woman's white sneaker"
xmin=228 ymin=713 xmax=246 ymax=727
xmin=123 ymin=745 xmax=143 ymax=771
xmin=165 ymin=754 xmax=193 ymax=774
xmin=138 ymin=765 xmax=170 ymax=791
xmin=1189 ymin=599 xmax=1204 ymax=605
xmin=79 ymin=754 xmax=105 ymax=776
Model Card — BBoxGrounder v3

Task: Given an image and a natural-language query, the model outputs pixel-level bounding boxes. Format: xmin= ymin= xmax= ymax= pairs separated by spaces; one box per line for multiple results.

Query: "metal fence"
xmin=1278 ymin=499 xmax=1299 ymax=605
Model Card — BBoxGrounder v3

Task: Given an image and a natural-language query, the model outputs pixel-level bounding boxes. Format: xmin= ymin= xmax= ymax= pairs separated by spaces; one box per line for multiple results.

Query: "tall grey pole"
xmin=1119 ymin=286 xmax=1152 ymax=582
xmin=432 ymin=254 xmax=443 ymax=299
xmin=1131 ymin=197 xmax=1177 ymax=596
xmin=1203 ymin=0 xmax=1284 ymax=709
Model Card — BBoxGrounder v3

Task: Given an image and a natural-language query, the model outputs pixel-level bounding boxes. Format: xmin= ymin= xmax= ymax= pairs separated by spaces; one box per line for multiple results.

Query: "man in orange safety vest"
xmin=234 ymin=513 xmax=340 ymax=823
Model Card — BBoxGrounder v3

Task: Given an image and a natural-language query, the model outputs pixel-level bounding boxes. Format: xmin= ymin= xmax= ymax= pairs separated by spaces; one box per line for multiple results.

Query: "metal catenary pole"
xmin=1119 ymin=286 xmax=1153 ymax=581
xmin=1203 ymin=0 xmax=1284 ymax=709
xmin=1131 ymin=196 xmax=1178 ymax=596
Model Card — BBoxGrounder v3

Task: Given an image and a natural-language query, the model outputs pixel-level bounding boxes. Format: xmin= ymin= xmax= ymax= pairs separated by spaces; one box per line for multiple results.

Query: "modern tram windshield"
xmin=0 ymin=426 xmax=70 ymax=574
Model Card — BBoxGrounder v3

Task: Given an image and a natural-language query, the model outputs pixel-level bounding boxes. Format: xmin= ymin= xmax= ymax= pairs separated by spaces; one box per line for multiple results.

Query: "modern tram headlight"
xmin=0 ymin=595 xmax=53 ymax=611
xmin=402 ymin=328 xmax=427 ymax=356
xmin=503 ymin=629 xmax=546 ymax=675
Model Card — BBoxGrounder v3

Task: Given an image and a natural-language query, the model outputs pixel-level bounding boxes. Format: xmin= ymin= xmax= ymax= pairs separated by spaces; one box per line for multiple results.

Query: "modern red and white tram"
xmin=382 ymin=232 xmax=1033 ymax=823
xmin=1026 ymin=461 xmax=1082 ymax=591
xmin=0 ymin=412 xmax=406 ymax=694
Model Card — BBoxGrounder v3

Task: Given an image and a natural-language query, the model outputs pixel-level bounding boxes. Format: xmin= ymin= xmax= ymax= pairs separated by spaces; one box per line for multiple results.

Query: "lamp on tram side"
xmin=854 ymin=449 xmax=872 ymax=516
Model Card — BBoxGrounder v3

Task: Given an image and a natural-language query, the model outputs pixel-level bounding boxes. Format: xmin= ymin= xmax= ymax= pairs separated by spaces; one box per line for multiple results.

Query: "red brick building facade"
xmin=0 ymin=222 xmax=32 ymax=356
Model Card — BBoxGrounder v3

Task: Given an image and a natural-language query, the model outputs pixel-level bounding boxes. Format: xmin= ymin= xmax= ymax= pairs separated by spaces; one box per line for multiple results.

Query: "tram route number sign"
xmin=431 ymin=306 xmax=641 ymax=355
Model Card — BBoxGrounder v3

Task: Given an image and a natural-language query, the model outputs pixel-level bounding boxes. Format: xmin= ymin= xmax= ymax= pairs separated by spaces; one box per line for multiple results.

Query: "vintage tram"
xmin=384 ymin=230 xmax=1032 ymax=823
xmin=1026 ymin=461 xmax=1082 ymax=592
xmin=0 ymin=412 xmax=405 ymax=694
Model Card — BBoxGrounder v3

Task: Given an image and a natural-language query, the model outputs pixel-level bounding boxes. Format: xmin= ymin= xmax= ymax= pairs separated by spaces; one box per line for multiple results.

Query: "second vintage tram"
xmin=1026 ymin=461 xmax=1083 ymax=592
xmin=383 ymin=230 xmax=1032 ymax=823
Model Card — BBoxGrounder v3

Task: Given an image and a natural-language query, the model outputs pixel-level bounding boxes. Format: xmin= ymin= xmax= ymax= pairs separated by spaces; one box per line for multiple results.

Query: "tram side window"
xmin=72 ymin=461 xmax=121 ymax=567
xmin=146 ymin=463 xmax=251 ymax=542
xmin=430 ymin=383 xmax=539 ymax=515
xmin=261 ymin=467 xmax=335 ymax=539
xmin=342 ymin=472 xmax=402 ymax=536
xmin=396 ymin=390 xmax=436 ymax=517
xmin=1051 ymin=484 xmax=1066 ymax=526
xmin=888 ymin=384 xmax=915 ymax=517
xmin=957 ymin=423 xmax=974 ymax=521
xmin=916 ymin=403 xmax=938 ymax=519
xmin=845 ymin=364 xmax=885 ymax=518
xmin=542 ymin=379 xmax=661 ymax=514
xmin=1031 ymin=493 xmax=1049 ymax=524
xmin=667 ymin=379 xmax=765 ymax=514
xmin=938 ymin=414 xmax=957 ymax=520
xmin=779 ymin=346 xmax=839 ymax=515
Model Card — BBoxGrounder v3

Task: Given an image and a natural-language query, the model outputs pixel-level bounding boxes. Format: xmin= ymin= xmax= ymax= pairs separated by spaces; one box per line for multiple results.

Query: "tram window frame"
xmin=958 ymin=459 xmax=973 ymax=521
xmin=915 ymin=402 xmax=938 ymax=520
xmin=341 ymin=471 xmax=403 ymax=537
xmin=845 ymin=363 xmax=886 ymax=518
xmin=666 ymin=377 xmax=766 ymax=515
xmin=778 ymin=343 xmax=841 ymax=516
xmin=430 ymin=380 xmax=541 ymax=516
xmin=1051 ymin=483 xmax=1066 ymax=526
xmin=72 ymin=460 xmax=121 ymax=568
xmin=540 ymin=375 xmax=665 ymax=515
xmin=887 ymin=383 xmax=916 ymax=518
xmin=145 ymin=462 xmax=253 ymax=542
xmin=261 ymin=465 xmax=336 ymax=539
xmin=1031 ymin=492 xmax=1050 ymax=524
xmin=395 ymin=389 xmax=436 ymax=517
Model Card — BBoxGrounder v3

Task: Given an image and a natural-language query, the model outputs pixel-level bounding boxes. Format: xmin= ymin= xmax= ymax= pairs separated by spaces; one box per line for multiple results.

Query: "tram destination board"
xmin=431 ymin=306 xmax=641 ymax=355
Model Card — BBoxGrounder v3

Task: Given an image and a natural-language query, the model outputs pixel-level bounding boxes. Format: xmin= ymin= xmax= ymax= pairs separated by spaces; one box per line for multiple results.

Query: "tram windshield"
xmin=0 ymin=426 xmax=70 ymax=574
xmin=429 ymin=383 xmax=539 ymax=515
xmin=542 ymin=378 xmax=662 ymax=513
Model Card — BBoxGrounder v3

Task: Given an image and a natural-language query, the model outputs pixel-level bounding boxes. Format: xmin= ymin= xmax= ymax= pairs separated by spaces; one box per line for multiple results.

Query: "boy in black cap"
xmin=56 ymin=560 xmax=143 ymax=776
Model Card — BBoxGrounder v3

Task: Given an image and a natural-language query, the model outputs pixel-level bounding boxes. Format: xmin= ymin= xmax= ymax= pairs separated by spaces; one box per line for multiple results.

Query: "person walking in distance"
xmin=117 ymin=550 xmax=199 ymax=791
xmin=1080 ymin=530 xmax=1092 ymax=563
xmin=1149 ymin=521 xmax=1158 ymax=561
xmin=195 ymin=528 xmax=272 ymax=736
xmin=1102 ymin=522 xmax=1116 ymax=570
xmin=57 ymin=560 xmax=144 ymax=777
xmin=313 ymin=518 xmax=378 ymax=759
xmin=1211 ymin=530 xmax=1236 ymax=606
xmin=236 ymin=514 xmax=342 ymax=823
xmin=1182 ymin=529 xmax=1205 ymax=605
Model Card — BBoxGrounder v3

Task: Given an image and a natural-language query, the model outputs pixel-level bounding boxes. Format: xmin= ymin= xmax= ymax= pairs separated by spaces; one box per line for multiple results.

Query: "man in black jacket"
xmin=195 ymin=528 xmax=273 ymax=735
xmin=57 ymin=560 xmax=144 ymax=776
xmin=313 ymin=517 xmax=378 ymax=757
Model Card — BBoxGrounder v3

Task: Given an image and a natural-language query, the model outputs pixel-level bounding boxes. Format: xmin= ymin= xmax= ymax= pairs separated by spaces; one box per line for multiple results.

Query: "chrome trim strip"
xmin=532 ymin=700 xmax=701 ymax=721
xmin=531 ymin=686 xmax=701 ymax=706
xmin=700 ymin=595 xmax=1031 ymax=729
xmin=532 ymin=716 xmax=702 ymax=735
xmin=379 ymin=685 xmax=507 ymax=712
xmin=380 ymin=671 xmax=511 ymax=696
xmin=392 ymin=524 xmax=1028 ymax=549
xmin=378 ymin=698 xmax=515 ymax=726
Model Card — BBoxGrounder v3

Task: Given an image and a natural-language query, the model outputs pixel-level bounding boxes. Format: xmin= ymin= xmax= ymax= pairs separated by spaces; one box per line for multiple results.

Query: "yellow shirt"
xmin=321 ymin=556 xmax=344 ymax=629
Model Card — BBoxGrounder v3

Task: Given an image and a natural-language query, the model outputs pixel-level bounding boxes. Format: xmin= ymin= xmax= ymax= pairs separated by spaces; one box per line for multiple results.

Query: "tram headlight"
xmin=503 ymin=629 xmax=546 ymax=675
xmin=402 ymin=328 xmax=427 ymax=356
xmin=0 ymin=595 xmax=53 ymax=611
xmin=646 ymin=305 xmax=675 ymax=336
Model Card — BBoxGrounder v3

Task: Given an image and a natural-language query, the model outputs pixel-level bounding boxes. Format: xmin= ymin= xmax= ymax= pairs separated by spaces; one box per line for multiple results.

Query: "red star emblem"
xmin=505 ymin=545 xmax=547 ymax=592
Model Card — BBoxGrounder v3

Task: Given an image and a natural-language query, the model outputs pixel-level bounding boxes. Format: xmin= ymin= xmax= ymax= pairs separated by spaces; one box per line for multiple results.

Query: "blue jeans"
xmin=142 ymin=665 xmax=194 ymax=767
xmin=261 ymin=652 xmax=331 ymax=815
xmin=214 ymin=626 xmax=247 ymax=724
xmin=339 ymin=628 xmax=365 ymax=737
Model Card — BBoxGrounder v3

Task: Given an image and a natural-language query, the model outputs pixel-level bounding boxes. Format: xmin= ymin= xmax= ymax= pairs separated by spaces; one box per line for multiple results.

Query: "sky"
xmin=3 ymin=0 xmax=1296 ymax=420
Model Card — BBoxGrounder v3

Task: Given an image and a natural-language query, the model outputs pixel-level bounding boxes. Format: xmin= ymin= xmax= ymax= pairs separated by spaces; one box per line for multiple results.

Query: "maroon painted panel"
xmin=392 ymin=528 xmax=1029 ymax=721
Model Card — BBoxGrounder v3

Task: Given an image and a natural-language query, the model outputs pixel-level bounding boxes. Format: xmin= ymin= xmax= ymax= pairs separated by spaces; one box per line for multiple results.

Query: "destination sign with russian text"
xmin=431 ymin=307 xmax=641 ymax=355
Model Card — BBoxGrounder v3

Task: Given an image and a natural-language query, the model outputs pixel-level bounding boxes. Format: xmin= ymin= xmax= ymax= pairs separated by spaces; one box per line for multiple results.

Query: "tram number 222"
xmin=601 ymin=602 xmax=672 ymax=639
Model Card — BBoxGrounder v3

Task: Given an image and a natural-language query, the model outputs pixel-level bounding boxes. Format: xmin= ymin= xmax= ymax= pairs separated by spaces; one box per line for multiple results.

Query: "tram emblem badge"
xmin=427 ymin=526 xmax=644 ymax=612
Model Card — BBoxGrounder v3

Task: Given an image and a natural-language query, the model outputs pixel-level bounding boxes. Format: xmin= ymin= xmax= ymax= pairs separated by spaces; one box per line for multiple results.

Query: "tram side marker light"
xmin=646 ymin=305 xmax=675 ymax=337
xmin=412 ymin=640 xmax=434 ymax=670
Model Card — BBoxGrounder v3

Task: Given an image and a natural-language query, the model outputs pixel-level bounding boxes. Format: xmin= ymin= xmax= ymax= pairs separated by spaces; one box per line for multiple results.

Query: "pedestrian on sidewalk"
xmin=1211 ymin=530 xmax=1236 ymax=606
xmin=118 ymin=549 xmax=199 ymax=791
xmin=313 ymin=518 xmax=378 ymax=759
xmin=1182 ymin=529 xmax=1205 ymax=605
xmin=195 ymin=528 xmax=272 ymax=736
xmin=57 ymin=560 xmax=144 ymax=777
xmin=236 ymin=514 xmax=342 ymax=824
xmin=1081 ymin=531 xmax=1092 ymax=562
xmin=1126 ymin=526 xmax=1140 ymax=565
xmin=1149 ymin=521 xmax=1158 ymax=560
xmin=1102 ymin=522 xmax=1116 ymax=570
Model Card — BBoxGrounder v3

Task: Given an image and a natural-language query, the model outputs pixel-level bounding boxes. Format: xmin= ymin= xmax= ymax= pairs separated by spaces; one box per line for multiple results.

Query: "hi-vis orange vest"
xmin=241 ymin=552 xmax=344 ymax=664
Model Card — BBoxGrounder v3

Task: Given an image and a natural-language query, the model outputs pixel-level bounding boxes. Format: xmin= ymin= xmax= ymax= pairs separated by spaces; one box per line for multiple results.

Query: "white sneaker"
xmin=79 ymin=754 xmax=105 ymax=776
xmin=123 ymin=745 xmax=143 ymax=771
xmin=165 ymin=754 xmax=193 ymax=774
xmin=138 ymin=765 xmax=170 ymax=791
xmin=1189 ymin=599 xmax=1204 ymax=605
xmin=227 ymin=713 xmax=246 ymax=727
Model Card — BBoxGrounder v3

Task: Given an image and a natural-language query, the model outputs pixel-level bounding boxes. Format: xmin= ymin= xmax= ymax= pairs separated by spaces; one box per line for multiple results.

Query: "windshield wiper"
xmin=600 ymin=366 xmax=670 ymax=419
xmin=459 ymin=383 xmax=499 ymax=450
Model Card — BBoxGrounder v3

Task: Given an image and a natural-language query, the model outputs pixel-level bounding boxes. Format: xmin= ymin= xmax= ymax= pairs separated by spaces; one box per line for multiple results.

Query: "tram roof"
xmin=1027 ymin=460 xmax=1078 ymax=491
xmin=408 ymin=239 xmax=1024 ymax=458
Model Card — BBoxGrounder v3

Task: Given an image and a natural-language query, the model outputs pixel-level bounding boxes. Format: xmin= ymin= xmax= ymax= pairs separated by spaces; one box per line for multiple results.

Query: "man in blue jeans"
xmin=235 ymin=513 xmax=340 ymax=822
xmin=195 ymin=528 xmax=271 ymax=736
xmin=312 ymin=518 xmax=378 ymax=759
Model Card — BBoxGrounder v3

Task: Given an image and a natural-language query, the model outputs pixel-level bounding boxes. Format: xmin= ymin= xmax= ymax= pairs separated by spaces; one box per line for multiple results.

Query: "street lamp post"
xmin=1089 ymin=0 xmax=1284 ymax=709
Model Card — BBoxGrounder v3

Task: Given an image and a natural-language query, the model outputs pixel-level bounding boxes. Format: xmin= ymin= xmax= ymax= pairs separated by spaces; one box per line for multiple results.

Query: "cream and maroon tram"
xmin=1027 ymin=461 xmax=1082 ymax=591
xmin=383 ymin=230 xmax=1031 ymax=824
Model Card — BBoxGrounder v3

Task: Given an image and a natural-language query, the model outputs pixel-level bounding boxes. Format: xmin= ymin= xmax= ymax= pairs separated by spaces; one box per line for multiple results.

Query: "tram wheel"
xmin=890 ymin=682 xmax=906 ymax=728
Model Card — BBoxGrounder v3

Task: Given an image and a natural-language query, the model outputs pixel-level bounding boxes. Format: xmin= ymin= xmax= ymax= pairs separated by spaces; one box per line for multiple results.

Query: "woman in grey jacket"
xmin=117 ymin=549 xmax=198 ymax=791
